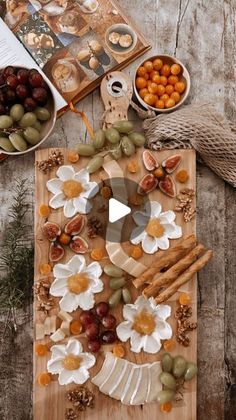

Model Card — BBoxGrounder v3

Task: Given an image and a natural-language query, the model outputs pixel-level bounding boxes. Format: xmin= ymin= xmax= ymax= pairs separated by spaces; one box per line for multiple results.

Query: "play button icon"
xmin=108 ymin=198 xmax=131 ymax=223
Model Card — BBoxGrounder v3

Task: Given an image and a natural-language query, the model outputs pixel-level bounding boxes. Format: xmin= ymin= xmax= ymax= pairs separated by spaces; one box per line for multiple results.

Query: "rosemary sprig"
xmin=0 ymin=179 xmax=34 ymax=330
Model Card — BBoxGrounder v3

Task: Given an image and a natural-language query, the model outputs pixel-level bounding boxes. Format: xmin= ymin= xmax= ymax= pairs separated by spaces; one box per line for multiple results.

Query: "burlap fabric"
xmin=132 ymin=103 xmax=236 ymax=187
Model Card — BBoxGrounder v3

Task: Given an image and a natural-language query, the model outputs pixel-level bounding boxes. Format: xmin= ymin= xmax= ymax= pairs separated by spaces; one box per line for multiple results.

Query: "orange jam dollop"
xmin=145 ymin=218 xmax=165 ymax=238
xmin=62 ymin=354 xmax=82 ymax=370
xmin=62 ymin=180 xmax=84 ymax=199
xmin=133 ymin=310 xmax=156 ymax=335
xmin=67 ymin=273 xmax=89 ymax=294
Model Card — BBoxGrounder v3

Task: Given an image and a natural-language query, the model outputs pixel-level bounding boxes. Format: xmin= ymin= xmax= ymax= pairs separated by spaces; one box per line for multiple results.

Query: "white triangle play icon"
xmin=108 ymin=198 xmax=131 ymax=223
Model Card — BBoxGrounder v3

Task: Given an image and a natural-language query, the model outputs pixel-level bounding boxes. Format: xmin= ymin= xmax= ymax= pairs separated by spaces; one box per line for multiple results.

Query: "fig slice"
xmin=137 ymin=174 xmax=158 ymax=195
xmin=142 ymin=150 xmax=159 ymax=171
xmin=70 ymin=236 xmax=89 ymax=254
xmin=159 ymin=175 xmax=176 ymax=198
xmin=64 ymin=214 xmax=85 ymax=236
xmin=43 ymin=222 xmax=61 ymax=241
xmin=49 ymin=242 xmax=65 ymax=262
xmin=162 ymin=154 xmax=182 ymax=173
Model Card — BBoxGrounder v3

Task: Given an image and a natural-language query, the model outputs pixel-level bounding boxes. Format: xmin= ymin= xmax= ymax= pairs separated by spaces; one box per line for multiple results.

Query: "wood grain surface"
xmin=34 ymin=148 xmax=196 ymax=420
xmin=0 ymin=1 xmax=235 ymax=420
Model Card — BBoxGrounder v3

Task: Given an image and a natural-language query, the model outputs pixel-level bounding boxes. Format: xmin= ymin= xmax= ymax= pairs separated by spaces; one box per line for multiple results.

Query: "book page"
xmin=0 ymin=0 xmax=149 ymax=104
xmin=0 ymin=18 xmax=66 ymax=111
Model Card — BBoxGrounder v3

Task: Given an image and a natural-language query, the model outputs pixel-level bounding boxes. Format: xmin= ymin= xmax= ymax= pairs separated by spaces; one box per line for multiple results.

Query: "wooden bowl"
xmin=0 ymin=66 xmax=56 ymax=156
xmin=133 ymin=54 xmax=190 ymax=113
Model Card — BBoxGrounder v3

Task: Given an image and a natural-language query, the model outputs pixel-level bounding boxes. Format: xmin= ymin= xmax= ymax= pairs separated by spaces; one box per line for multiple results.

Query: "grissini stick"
xmin=143 ymin=244 xmax=205 ymax=298
xmin=133 ymin=234 xmax=196 ymax=289
xmin=155 ymin=249 xmax=213 ymax=304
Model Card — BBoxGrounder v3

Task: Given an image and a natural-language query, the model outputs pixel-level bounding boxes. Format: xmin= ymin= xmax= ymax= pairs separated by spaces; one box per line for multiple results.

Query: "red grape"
xmin=24 ymin=97 xmax=37 ymax=111
xmin=3 ymin=66 xmax=15 ymax=79
xmin=29 ymin=72 xmax=44 ymax=87
xmin=16 ymin=84 xmax=29 ymax=100
xmin=32 ymin=87 xmax=48 ymax=105
xmin=85 ymin=323 xmax=100 ymax=340
xmin=88 ymin=339 xmax=101 ymax=353
xmin=101 ymin=330 xmax=117 ymax=344
xmin=6 ymin=75 xmax=19 ymax=89
xmin=102 ymin=314 xmax=116 ymax=329
xmin=5 ymin=88 xmax=16 ymax=103
xmin=0 ymin=73 xmax=5 ymax=86
xmin=0 ymin=103 xmax=6 ymax=115
xmin=79 ymin=310 xmax=95 ymax=327
xmin=0 ymin=91 xmax=6 ymax=104
xmin=17 ymin=69 xmax=29 ymax=84
xmin=95 ymin=302 xmax=109 ymax=318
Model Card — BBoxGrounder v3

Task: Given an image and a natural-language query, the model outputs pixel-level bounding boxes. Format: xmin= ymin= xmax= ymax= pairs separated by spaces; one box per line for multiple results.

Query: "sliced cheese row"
xmin=92 ymin=352 xmax=161 ymax=405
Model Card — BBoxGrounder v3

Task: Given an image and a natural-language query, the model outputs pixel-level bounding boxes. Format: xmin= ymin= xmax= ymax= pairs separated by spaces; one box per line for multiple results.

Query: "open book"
xmin=0 ymin=0 xmax=150 ymax=114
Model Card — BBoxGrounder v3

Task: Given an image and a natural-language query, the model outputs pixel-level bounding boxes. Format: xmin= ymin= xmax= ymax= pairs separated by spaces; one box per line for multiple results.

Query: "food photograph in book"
xmin=0 ymin=0 xmax=38 ymax=31
xmin=17 ymin=12 xmax=64 ymax=68
xmin=42 ymin=48 xmax=89 ymax=102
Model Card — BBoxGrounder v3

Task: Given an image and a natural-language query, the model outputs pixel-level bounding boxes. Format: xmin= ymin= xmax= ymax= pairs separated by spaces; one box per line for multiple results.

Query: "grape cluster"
xmin=0 ymin=66 xmax=51 ymax=153
xmin=0 ymin=66 xmax=49 ymax=114
xmin=80 ymin=302 xmax=117 ymax=353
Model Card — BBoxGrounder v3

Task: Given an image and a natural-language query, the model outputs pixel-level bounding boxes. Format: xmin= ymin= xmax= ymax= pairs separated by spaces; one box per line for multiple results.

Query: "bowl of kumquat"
xmin=134 ymin=55 xmax=190 ymax=112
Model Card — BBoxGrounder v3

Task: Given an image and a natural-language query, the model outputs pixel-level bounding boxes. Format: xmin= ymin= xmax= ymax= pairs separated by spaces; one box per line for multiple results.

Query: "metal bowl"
xmin=134 ymin=54 xmax=191 ymax=113
xmin=0 ymin=66 xmax=57 ymax=156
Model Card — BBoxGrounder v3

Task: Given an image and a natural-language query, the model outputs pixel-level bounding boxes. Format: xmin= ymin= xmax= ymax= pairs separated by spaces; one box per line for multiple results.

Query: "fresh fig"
xmin=64 ymin=214 xmax=85 ymax=236
xmin=162 ymin=154 xmax=182 ymax=173
xmin=137 ymin=174 xmax=158 ymax=195
xmin=159 ymin=176 xmax=176 ymax=198
xmin=49 ymin=242 xmax=65 ymax=262
xmin=70 ymin=236 xmax=89 ymax=254
xmin=42 ymin=222 xmax=61 ymax=241
xmin=142 ymin=150 xmax=159 ymax=171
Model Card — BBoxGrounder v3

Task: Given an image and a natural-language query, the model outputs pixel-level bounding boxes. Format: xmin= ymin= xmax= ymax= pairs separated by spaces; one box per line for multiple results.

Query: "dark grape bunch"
xmin=0 ymin=66 xmax=51 ymax=153
xmin=79 ymin=302 xmax=118 ymax=353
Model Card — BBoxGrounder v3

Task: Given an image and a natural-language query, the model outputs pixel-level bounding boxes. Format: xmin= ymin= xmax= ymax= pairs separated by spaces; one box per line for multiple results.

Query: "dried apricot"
xmin=165 ymin=84 xmax=175 ymax=95
xmin=148 ymin=82 xmax=159 ymax=95
xmin=156 ymin=85 xmax=165 ymax=96
xmin=90 ymin=248 xmax=104 ymax=261
xmin=129 ymin=193 xmax=143 ymax=206
xmin=127 ymin=160 xmax=139 ymax=174
xmin=176 ymin=169 xmax=189 ymax=183
xmin=37 ymin=372 xmax=52 ymax=387
xmin=179 ymin=293 xmax=191 ymax=305
xmin=160 ymin=402 xmax=172 ymax=413
xmin=39 ymin=263 xmax=51 ymax=275
xmin=113 ymin=343 xmax=125 ymax=358
xmin=144 ymin=93 xmax=156 ymax=106
xmin=165 ymin=98 xmax=176 ymax=109
xmin=137 ymin=66 xmax=147 ymax=77
xmin=39 ymin=204 xmax=50 ymax=218
xmin=155 ymin=99 xmax=165 ymax=110
xmin=170 ymin=91 xmax=181 ymax=103
xmin=58 ymin=232 xmax=71 ymax=245
xmin=130 ymin=245 xmax=143 ymax=259
xmin=153 ymin=167 xmax=165 ymax=178
xmin=139 ymin=88 xmax=149 ymax=99
xmin=70 ymin=319 xmax=83 ymax=335
xmin=160 ymin=94 xmax=170 ymax=104
xmin=35 ymin=343 xmax=48 ymax=357
xmin=100 ymin=186 xmax=112 ymax=199
xmin=143 ymin=60 xmax=154 ymax=72
xmin=160 ymin=76 xmax=168 ymax=86
xmin=68 ymin=150 xmax=79 ymax=163
xmin=152 ymin=74 xmax=161 ymax=84
xmin=163 ymin=339 xmax=176 ymax=352
xmin=168 ymin=75 xmax=179 ymax=85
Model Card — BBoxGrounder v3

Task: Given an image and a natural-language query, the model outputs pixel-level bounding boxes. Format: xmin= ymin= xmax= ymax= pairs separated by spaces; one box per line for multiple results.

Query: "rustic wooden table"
xmin=0 ymin=1 xmax=235 ymax=419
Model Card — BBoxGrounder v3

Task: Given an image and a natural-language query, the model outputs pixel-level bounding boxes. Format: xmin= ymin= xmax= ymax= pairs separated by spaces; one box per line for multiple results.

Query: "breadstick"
xmin=155 ymin=250 xmax=213 ymax=304
xmin=133 ymin=234 xmax=196 ymax=289
xmin=143 ymin=244 xmax=205 ymax=298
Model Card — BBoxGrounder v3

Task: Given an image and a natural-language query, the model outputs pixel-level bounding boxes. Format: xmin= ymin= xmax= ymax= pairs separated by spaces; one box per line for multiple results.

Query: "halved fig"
xmin=159 ymin=176 xmax=176 ymax=198
xmin=43 ymin=222 xmax=61 ymax=241
xmin=142 ymin=150 xmax=159 ymax=171
xmin=162 ymin=154 xmax=182 ymax=173
xmin=49 ymin=242 xmax=65 ymax=262
xmin=64 ymin=214 xmax=85 ymax=236
xmin=70 ymin=236 xmax=89 ymax=254
xmin=137 ymin=174 xmax=158 ymax=195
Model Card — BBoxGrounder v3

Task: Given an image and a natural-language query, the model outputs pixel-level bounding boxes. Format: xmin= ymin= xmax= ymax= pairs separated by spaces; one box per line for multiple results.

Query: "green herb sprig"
xmin=0 ymin=179 xmax=34 ymax=331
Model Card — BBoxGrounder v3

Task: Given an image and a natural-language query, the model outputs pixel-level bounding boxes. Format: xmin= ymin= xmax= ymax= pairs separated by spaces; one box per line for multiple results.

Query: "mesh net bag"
xmin=132 ymin=103 xmax=236 ymax=187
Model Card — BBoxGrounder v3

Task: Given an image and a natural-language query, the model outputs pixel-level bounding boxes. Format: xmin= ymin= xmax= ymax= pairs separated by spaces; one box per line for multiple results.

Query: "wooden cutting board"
xmin=34 ymin=147 xmax=196 ymax=420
